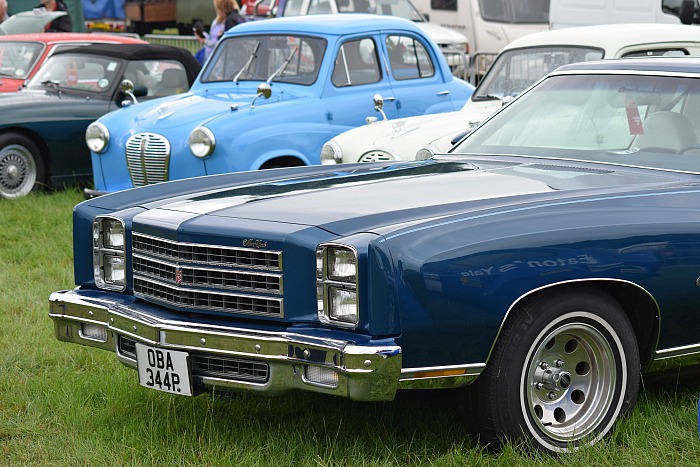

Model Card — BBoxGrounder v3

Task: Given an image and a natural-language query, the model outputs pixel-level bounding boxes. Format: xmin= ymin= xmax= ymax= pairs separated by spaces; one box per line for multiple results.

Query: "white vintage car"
xmin=321 ymin=23 xmax=700 ymax=165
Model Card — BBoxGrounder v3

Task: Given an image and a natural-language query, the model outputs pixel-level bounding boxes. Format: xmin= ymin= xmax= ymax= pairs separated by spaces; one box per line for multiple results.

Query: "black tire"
xmin=0 ymin=133 xmax=46 ymax=199
xmin=464 ymin=289 xmax=640 ymax=453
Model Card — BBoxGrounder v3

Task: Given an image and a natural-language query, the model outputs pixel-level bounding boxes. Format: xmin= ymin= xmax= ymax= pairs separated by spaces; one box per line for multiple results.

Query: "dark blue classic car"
xmin=85 ymin=14 xmax=473 ymax=196
xmin=49 ymin=58 xmax=700 ymax=453
xmin=0 ymin=42 xmax=200 ymax=199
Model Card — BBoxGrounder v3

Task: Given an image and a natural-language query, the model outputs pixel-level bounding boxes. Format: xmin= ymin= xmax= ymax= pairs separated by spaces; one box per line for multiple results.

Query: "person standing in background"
xmin=36 ymin=0 xmax=73 ymax=32
xmin=0 ymin=0 xmax=8 ymax=23
xmin=196 ymin=0 xmax=244 ymax=63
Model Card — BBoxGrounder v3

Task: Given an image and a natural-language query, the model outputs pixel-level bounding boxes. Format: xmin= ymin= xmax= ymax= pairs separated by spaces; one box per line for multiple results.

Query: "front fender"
xmin=203 ymin=120 xmax=332 ymax=174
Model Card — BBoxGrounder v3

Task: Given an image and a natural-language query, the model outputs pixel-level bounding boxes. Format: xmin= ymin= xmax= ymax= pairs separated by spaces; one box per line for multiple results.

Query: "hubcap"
xmin=524 ymin=321 xmax=617 ymax=444
xmin=0 ymin=145 xmax=37 ymax=198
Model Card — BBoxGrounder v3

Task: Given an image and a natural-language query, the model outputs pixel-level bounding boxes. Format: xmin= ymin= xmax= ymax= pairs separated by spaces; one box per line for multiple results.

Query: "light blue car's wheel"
xmin=0 ymin=135 xmax=46 ymax=199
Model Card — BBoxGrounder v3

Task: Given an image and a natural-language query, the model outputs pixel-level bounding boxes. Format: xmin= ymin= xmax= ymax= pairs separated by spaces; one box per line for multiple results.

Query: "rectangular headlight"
xmin=328 ymin=287 xmax=357 ymax=323
xmin=93 ymin=216 xmax=126 ymax=291
xmin=327 ymin=247 xmax=356 ymax=282
xmin=316 ymin=244 xmax=359 ymax=328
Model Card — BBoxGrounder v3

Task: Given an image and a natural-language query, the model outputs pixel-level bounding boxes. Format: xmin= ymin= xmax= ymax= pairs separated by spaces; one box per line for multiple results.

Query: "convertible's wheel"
xmin=0 ymin=135 xmax=46 ymax=199
xmin=465 ymin=289 xmax=640 ymax=453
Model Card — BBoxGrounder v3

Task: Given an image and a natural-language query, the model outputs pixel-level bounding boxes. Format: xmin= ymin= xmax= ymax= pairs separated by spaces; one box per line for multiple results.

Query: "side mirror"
xmin=251 ymin=82 xmax=272 ymax=108
xmin=373 ymin=94 xmax=388 ymax=121
xmin=680 ymin=0 xmax=699 ymax=24
xmin=120 ymin=79 xmax=138 ymax=106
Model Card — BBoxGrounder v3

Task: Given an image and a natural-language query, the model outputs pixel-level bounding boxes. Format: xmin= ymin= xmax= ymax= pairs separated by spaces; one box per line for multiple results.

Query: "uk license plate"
xmin=135 ymin=343 xmax=192 ymax=396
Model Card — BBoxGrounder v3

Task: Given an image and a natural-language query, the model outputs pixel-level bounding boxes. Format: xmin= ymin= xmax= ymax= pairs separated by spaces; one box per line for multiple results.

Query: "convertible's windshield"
xmin=474 ymin=46 xmax=604 ymax=100
xmin=201 ymin=35 xmax=326 ymax=85
xmin=454 ymin=72 xmax=700 ymax=172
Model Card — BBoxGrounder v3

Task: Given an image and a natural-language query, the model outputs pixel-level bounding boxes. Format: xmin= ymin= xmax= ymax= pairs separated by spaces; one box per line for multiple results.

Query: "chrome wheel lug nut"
xmin=547 ymin=392 xmax=556 ymax=400
xmin=555 ymin=359 xmax=564 ymax=368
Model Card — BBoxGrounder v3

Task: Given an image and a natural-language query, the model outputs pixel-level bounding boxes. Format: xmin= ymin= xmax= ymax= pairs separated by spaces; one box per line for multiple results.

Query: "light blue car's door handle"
xmin=437 ymin=90 xmax=450 ymax=96
xmin=383 ymin=96 xmax=396 ymax=101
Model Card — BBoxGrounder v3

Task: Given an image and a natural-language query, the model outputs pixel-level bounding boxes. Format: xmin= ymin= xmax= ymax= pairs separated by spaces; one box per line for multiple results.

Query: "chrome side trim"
xmin=647 ymin=344 xmax=700 ymax=373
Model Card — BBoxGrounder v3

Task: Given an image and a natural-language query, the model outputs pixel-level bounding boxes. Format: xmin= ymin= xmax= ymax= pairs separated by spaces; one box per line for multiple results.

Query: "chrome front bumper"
xmin=49 ymin=290 xmax=402 ymax=401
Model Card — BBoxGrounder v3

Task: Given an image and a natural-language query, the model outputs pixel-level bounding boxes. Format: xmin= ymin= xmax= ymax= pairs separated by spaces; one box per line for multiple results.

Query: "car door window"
xmin=131 ymin=60 xmax=190 ymax=97
xmin=332 ymin=37 xmax=381 ymax=87
xmin=308 ymin=0 xmax=333 ymax=13
xmin=386 ymin=35 xmax=434 ymax=80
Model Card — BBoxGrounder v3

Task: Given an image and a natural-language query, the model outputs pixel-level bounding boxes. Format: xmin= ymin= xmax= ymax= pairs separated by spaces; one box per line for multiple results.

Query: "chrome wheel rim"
xmin=523 ymin=317 xmax=618 ymax=446
xmin=0 ymin=144 xmax=36 ymax=198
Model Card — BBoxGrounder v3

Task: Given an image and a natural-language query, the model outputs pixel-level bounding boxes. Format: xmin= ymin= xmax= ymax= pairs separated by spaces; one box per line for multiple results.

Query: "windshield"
xmin=0 ymin=41 xmax=43 ymax=79
xmin=27 ymin=53 xmax=124 ymax=92
xmin=280 ymin=0 xmax=425 ymax=21
xmin=201 ymin=34 xmax=326 ymax=85
xmin=474 ymin=46 xmax=604 ymax=100
xmin=478 ymin=0 xmax=550 ymax=24
xmin=454 ymin=72 xmax=700 ymax=172
xmin=344 ymin=0 xmax=424 ymax=21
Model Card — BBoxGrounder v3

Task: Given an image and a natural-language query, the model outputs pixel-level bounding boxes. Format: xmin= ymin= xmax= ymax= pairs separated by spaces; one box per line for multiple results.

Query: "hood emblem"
xmin=243 ymin=239 xmax=267 ymax=249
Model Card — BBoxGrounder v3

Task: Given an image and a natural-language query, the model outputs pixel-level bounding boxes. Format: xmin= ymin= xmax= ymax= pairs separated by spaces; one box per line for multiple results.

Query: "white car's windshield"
xmin=474 ymin=46 xmax=604 ymax=100
xmin=454 ymin=72 xmax=700 ymax=172
xmin=201 ymin=34 xmax=326 ymax=85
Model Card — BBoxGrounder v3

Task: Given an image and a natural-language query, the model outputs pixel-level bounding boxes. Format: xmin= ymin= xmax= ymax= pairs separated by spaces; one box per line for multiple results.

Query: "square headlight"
xmin=327 ymin=247 xmax=356 ymax=282
xmin=93 ymin=216 xmax=126 ymax=291
xmin=317 ymin=244 xmax=359 ymax=328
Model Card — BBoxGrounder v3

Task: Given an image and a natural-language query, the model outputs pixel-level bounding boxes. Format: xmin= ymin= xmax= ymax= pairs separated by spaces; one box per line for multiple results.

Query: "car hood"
xmin=139 ymin=156 xmax=678 ymax=237
xmin=339 ymin=99 xmax=504 ymax=161
xmin=416 ymin=22 xmax=468 ymax=45
xmin=0 ymin=89 xmax=91 ymax=117
xmin=0 ymin=77 xmax=25 ymax=93
xmin=132 ymin=86 xmax=307 ymax=130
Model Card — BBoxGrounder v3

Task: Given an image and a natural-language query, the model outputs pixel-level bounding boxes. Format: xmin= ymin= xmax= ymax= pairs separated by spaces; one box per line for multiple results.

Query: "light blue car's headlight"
xmin=85 ymin=122 xmax=109 ymax=154
xmin=189 ymin=126 xmax=216 ymax=158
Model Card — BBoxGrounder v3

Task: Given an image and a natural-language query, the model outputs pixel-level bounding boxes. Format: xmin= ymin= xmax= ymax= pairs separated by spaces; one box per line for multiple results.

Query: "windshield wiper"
xmin=41 ymin=80 xmax=61 ymax=91
xmin=233 ymin=41 xmax=261 ymax=83
xmin=266 ymin=47 xmax=298 ymax=83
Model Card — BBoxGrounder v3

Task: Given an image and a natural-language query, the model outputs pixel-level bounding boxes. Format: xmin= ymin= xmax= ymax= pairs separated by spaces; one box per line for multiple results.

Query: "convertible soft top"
xmin=52 ymin=43 xmax=201 ymax=85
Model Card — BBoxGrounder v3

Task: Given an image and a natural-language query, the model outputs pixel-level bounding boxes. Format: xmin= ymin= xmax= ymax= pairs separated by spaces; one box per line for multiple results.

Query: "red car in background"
xmin=0 ymin=33 xmax=146 ymax=93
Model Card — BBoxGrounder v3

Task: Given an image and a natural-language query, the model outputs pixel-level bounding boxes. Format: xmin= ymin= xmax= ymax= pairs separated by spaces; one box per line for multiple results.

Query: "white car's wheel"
xmin=0 ymin=135 xmax=46 ymax=199
xmin=465 ymin=289 xmax=640 ymax=453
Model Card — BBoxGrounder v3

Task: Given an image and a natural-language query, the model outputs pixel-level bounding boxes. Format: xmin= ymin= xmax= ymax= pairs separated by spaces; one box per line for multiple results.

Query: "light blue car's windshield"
xmin=454 ymin=73 xmax=700 ymax=172
xmin=201 ymin=34 xmax=326 ymax=85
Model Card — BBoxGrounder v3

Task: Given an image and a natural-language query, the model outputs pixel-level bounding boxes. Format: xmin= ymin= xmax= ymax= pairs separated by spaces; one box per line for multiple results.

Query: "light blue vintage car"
xmin=85 ymin=14 xmax=473 ymax=196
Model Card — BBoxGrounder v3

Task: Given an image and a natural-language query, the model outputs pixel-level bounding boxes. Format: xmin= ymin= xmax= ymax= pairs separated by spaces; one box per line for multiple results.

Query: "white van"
xmin=411 ymin=0 xmax=550 ymax=80
xmin=549 ymin=0 xmax=698 ymax=29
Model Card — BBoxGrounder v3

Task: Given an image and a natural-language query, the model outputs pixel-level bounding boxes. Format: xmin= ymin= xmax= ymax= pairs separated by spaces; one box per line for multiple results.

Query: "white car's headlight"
xmin=316 ymin=244 xmax=358 ymax=327
xmin=416 ymin=144 xmax=439 ymax=161
xmin=189 ymin=126 xmax=216 ymax=158
xmin=93 ymin=216 xmax=126 ymax=291
xmin=320 ymin=140 xmax=342 ymax=165
xmin=85 ymin=122 xmax=109 ymax=153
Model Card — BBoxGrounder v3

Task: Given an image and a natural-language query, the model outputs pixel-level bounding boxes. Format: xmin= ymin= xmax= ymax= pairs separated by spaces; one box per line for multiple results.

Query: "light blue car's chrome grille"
xmin=131 ymin=233 xmax=284 ymax=318
xmin=125 ymin=133 xmax=170 ymax=187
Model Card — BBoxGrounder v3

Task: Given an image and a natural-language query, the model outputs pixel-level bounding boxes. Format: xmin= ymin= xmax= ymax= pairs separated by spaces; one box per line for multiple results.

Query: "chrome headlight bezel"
xmin=415 ymin=144 xmax=439 ymax=161
xmin=189 ymin=126 xmax=216 ymax=159
xmin=85 ymin=122 xmax=110 ymax=154
xmin=320 ymin=140 xmax=342 ymax=165
xmin=316 ymin=243 xmax=359 ymax=328
xmin=93 ymin=216 xmax=126 ymax=291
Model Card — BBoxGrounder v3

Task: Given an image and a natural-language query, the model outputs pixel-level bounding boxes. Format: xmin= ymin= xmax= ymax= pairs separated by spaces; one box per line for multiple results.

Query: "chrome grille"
xmin=133 ymin=233 xmax=280 ymax=270
xmin=125 ymin=133 xmax=170 ymax=187
xmin=118 ymin=336 xmax=269 ymax=383
xmin=132 ymin=233 xmax=283 ymax=318
xmin=359 ymin=149 xmax=397 ymax=163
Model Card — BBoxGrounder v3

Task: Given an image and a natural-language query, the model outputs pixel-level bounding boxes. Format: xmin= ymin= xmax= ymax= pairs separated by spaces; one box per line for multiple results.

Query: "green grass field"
xmin=2 ymin=189 xmax=700 ymax=466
